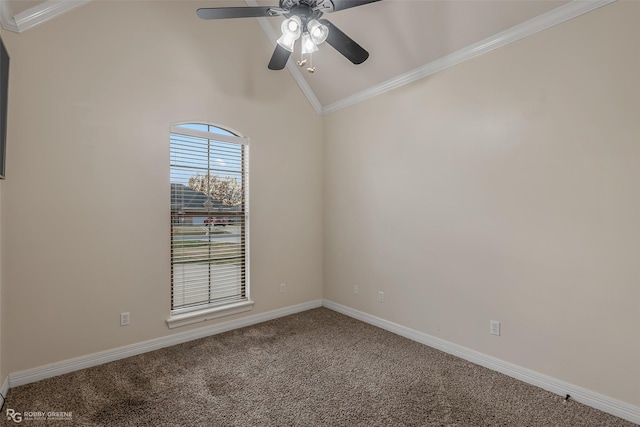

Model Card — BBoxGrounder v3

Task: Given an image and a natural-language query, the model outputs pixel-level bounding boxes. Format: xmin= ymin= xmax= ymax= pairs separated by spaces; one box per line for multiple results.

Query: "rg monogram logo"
xmin=6 ymin=409 xmax=22 ymax=423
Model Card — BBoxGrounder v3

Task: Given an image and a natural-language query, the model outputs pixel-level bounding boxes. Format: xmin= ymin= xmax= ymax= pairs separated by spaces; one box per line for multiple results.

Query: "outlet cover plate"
xmin=120 ymin=312 xmax=130 ymax=326
xmin=490 ymin=320 xmax=500 ymax=336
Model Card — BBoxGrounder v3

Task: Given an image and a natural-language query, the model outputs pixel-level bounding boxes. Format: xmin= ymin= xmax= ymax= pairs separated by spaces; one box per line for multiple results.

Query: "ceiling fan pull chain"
xmin=296 ymin=55 xmax=308 ymax=67
xmin=296 ymin=45 xmax=309 ymax=68
xmin=307 ymin=53 xmax=316 ymax=73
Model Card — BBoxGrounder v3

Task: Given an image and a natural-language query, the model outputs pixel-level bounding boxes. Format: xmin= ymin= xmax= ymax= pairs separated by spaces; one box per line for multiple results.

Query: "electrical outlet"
xmin=378 ymin=291 xmax=384 ymax=303
xmin=354 ymin=284 xmax=359 ymax=295
xmin=280 ymin=283 xmax=286 ymax=294
xmin=490 ymin=320 xmax=500 ymax=336
xmin=120 ymin=312 xmax=130 ymax=326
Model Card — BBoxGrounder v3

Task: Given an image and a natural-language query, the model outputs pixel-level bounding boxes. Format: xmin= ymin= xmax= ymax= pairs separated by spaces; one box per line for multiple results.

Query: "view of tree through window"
xmin=170 ymin=123 xmax=248 ymax=313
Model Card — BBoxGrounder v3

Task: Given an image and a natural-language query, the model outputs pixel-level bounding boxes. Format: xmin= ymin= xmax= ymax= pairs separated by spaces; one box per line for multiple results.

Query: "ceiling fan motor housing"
xmin=284 ymin=3 xmax=324 ymax=28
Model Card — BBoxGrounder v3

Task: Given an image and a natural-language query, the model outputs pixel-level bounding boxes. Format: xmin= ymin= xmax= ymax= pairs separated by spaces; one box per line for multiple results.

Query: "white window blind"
xmin=170 ymin=123 xmax=249 ymax=314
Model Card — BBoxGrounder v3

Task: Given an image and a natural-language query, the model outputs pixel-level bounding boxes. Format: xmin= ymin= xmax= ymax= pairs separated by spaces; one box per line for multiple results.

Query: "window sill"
xmin=166 ymin=300 xmax=255 ymax=329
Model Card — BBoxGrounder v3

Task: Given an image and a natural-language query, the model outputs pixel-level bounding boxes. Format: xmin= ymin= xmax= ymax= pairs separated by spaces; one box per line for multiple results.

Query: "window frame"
xmin=166 ymin=122 xmax=253 ymax=328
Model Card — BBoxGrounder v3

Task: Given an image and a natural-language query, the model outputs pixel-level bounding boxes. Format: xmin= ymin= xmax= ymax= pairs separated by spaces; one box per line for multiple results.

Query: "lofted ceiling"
xmin=1 ymin=0 xmax=615 ymax=114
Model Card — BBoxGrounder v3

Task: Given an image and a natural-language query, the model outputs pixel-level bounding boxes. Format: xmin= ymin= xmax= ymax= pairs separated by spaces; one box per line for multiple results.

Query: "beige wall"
xmin=324 ymin=1 xmax=640 ymax=407
xmin=1 ymin=1 xmax=323 ymax=373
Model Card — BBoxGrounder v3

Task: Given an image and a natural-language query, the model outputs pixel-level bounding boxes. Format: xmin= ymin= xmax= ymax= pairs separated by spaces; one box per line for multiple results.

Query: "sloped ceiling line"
xmin=14 ymin=0 xmax=90 ymax=32
xmin=0 ymin=0 xmax=618 ymax=115
xmin=246 ymin=0 xmax=324 ymax=115
xmin=0 ymin=0 xmax=90 ymax=33
xmin=321 ymin=0 xmax=616 ymax=115
xmin=0 ymin=0 xmax=18 ymax=31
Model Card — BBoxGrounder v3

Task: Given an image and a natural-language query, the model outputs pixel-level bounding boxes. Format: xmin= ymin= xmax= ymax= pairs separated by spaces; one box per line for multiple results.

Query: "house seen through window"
xmin=170 ymin=123 xmax=249 ymax=316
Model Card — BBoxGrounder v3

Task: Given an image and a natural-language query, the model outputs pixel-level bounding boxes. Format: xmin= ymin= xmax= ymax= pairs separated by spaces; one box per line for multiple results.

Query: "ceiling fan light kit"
xmin=277 ymin=15 xmax=303 ymax=52
xmin=301 ymin=33 xmax=319 ymax=54
xmin=196 ymin=0 xmax=381 ymax=71
xmin=277 ymin=19 xmax=300 ymax=51
xmin=308 ymin=19 xmax=329 ymax=45
xmin=283 ymin=16 xmax=302 ymax=37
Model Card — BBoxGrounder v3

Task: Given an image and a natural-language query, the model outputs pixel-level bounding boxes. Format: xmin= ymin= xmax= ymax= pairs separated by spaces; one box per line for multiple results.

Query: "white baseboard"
xmin=7 ymin=298 xmax=638 ymax=425
xmin=9 ymin=299 xmax=323 ymax=388
xmin=322 ymin=299 xmax=640 ymax=425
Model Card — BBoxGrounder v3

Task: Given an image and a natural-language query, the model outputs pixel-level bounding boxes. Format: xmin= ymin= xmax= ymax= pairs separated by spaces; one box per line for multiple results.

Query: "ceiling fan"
xmin=197 ymin=0 xmax=381 ymax=71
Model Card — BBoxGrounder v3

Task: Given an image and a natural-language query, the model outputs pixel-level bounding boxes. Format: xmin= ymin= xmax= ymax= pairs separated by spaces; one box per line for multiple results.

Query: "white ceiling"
xmin=1 ymin=0 xmax=616 ymax=114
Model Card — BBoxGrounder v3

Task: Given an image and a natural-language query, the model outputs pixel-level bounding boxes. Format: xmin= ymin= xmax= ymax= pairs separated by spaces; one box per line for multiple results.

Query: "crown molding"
xmin=2 ymin=0 xmax=617 ymax=114
xmin=321 ymin=0 xmax=616 ymax=115
xmin=3 ymin=0 xmax=89 ymax=33
xmin=0 ymin=0 xmax=18 ymax=32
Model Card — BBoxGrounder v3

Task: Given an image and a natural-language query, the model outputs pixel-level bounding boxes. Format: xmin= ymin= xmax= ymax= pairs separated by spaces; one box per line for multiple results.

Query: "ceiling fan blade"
xmin=196 ymin=7 xmax=273 ymax=20
xmin=318 ymin=19 xmax=369 ymax=65
xmin=328 ymin=0 xmax=381 ymax=12
xmin=268 ymin=45 xmax=291 ymax=70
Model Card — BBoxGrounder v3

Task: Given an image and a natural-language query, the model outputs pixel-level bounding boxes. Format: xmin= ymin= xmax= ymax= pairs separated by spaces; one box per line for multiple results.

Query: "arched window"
xmin=168 ymin=123 xmax=251 ymax=327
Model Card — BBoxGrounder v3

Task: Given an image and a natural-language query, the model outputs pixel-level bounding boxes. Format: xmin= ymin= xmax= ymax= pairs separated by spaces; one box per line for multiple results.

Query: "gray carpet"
xmin=2 ymin=308 xmax=636 ymax=426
